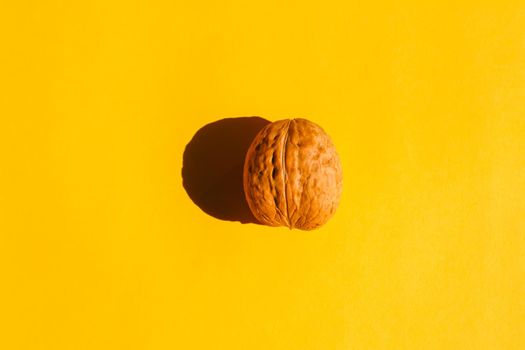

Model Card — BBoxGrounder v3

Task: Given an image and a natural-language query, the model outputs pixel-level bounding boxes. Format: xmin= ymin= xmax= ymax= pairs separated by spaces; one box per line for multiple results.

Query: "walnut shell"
xmin=243 ymin=118 xmax=343 ymax=230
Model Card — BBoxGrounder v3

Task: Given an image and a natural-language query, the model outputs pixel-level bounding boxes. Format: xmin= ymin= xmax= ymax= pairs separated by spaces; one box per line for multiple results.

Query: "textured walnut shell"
xmin=243 ymin=118 xmax=343 ymax=230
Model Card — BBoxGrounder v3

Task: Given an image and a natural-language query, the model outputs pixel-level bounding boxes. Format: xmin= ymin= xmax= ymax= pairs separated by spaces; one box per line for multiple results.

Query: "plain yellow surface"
xmin=1 ymin=1 xmax=524 ymax=349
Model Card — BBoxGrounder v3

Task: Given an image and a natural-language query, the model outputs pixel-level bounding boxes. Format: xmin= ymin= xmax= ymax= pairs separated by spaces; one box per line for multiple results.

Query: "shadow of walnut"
xmin=182 ymin=117 xmax=270 ymax=224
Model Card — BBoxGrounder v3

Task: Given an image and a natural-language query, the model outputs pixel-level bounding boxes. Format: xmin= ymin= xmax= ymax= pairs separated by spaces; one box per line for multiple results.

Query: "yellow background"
xmin=1 ymin=1 xmax=524 ymax=349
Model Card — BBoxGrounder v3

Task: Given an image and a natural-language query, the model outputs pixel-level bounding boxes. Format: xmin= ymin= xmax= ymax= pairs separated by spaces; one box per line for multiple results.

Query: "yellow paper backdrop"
xmin=1 ymin=1 xmax=524 ymax=349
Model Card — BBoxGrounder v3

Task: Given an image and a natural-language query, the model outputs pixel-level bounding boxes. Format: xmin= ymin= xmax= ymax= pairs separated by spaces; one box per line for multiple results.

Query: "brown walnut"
xmin=243 ymin=118 xmax=343 ymax=230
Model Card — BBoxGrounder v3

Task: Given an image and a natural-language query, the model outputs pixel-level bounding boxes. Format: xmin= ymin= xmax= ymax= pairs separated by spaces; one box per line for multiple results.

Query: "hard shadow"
xmin=182 ymin=117 xmax=271 ymax=224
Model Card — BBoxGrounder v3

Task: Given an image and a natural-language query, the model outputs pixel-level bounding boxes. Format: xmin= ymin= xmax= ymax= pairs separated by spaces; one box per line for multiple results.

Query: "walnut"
xmin=243 ymin=118 xmax=343 ymax=230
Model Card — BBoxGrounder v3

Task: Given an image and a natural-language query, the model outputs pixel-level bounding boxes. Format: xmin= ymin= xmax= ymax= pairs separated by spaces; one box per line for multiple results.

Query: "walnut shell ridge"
xmin=243 ymin=118 xmax=343 ymax=230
